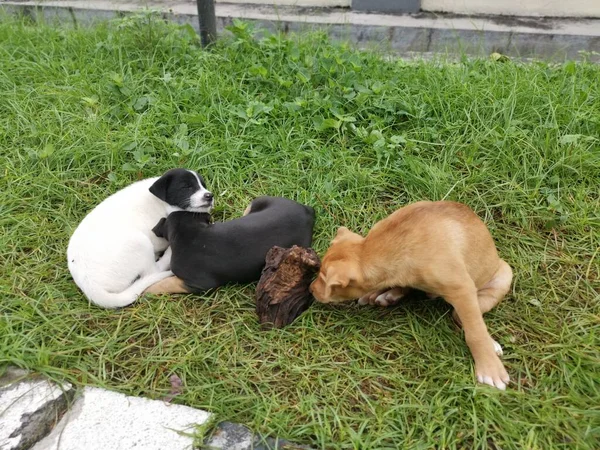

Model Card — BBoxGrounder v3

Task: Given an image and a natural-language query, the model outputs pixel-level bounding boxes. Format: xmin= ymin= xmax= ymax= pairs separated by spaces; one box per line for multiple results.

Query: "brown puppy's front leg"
xmin=444 ymin=285 xmax=510 ymax=390
xmin=358 ymin=287 xmax=409 ymax=307
xmin=452 ymin=259 xmax=513 ymax=323
xmin=477 ymin=259 xmax=513 ymax=314
xmin=451 ymin=260 xmax=512 ymax=357
xmin=143 ymin=276 xmax=191 ymax=295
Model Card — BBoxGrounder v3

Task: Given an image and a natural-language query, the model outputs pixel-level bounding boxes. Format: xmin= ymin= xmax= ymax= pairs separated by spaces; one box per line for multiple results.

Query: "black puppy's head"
xmin=152 ymin=213 xmax=211 ymax=240
xmin=152 ymin=217 xmax=168 ymax=239
xmin=149 ymin=168 xmax=214 ymax=213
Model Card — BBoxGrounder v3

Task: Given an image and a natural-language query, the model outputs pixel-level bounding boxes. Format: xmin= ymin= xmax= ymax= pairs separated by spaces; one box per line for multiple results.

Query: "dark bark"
xmin=255 ymin=246 xmax=321 ymax=329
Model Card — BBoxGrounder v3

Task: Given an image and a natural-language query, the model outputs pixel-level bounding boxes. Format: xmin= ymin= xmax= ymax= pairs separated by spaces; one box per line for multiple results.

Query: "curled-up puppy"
xmin=67 ymin=168 xmax=213 ymax=309
xmin=309 ymin=201 xmax=513 ymax=390
xmin=145 ymin=196 xmax=315 ymax=294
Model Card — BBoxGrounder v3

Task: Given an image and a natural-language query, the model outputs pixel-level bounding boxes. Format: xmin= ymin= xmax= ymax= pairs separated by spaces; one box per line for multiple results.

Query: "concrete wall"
xmin=216 ymin=0 xmax=351 ymax=7
xmin=422 ymin=0 xmax=600 ymax=18
xmin=216 ymin=0 xmax=600 ymax=18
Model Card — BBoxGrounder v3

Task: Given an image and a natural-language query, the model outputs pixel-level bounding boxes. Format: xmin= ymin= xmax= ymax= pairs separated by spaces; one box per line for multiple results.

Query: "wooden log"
xmin=255 ymin=245 xmax=321 ymax=329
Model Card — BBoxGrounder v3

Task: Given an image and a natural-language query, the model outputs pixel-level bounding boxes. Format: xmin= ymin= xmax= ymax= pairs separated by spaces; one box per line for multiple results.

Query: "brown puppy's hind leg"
xmin=443 ymin=281 xmax=510 ymax=390
xmin=143 ymin=276 xmax=191 ymax=295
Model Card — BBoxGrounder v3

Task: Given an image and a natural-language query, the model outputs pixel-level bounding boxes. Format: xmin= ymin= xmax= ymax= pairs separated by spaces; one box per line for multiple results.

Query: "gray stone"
xmin=205 ymin=421 xmax=312 ymax=450
xmin=508 ymin=33 xmax=600 ymax=61
xmin=0 ymin=371 xmax=75 ymax=450
xmin=390 ymin=27 xmax=430 ymax=53
xmin=33 ymin=386 xmax=210 ymax=450
xmin=0 ymin=367 xmax=29 ymax=386
xmin=205 ymin=422 xmax=256 ymax=450
xmin=428 ymin=29 xmax=510 ymax=56
xmin=349 ymin=24 xmax=393 ymax=49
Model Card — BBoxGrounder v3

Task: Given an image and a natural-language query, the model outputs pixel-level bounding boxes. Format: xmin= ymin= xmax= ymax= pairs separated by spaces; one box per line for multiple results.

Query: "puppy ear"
xmin=149 ymin=172 xmax=172 ymax=202
xmin=336 ymin=226 xmax=350 ymax=236
xmin=324 ymin=263 xmax=362 ymax=298
xmin=332 ymin=226 xmax=350 ymax=244
xmin=152 ymin=217 xmax=167 ymax=238
xmin=197 ymin=213 xmax=211 ymax=224
xmin=324 ymin=276 xmax=349 ymax=299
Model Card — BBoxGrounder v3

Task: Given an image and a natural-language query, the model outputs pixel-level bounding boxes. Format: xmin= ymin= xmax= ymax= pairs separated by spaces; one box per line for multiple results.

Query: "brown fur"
xmin=143 ymin=275 xmax=191 ymax=295
xmin=310 ymin=201 xmax=513 ymax=390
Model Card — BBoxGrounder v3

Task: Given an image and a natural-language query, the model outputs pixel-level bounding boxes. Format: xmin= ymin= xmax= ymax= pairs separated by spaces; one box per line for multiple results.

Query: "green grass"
xmin=1 ymin=13 xmax=599 ymax=449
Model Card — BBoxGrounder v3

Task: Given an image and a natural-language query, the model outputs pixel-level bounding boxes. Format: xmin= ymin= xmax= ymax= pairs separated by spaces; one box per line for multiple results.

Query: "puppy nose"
xmin=204 ymin=192 xmax=213 ymax=201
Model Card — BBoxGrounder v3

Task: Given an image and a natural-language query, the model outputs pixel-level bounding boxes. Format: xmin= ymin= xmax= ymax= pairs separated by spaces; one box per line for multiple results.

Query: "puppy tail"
xmin=81 ymin=271 xmax=173 ymax=309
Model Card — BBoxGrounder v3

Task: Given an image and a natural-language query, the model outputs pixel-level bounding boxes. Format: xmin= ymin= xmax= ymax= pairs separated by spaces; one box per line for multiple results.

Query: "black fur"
xmin=153 ymin=196 xmax=315 ymax=292
xmin=149 ymin=168 xmax=209 ymax=209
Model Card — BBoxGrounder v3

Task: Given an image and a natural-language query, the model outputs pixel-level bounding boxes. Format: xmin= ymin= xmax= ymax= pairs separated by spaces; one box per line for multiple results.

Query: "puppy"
xmin=145 ymin=196 xmax=315 ymax=294
xmin=310 ymin=201 xmax=513 ymax=390
xmin=67 ymin=168 xmax=214 ymax=308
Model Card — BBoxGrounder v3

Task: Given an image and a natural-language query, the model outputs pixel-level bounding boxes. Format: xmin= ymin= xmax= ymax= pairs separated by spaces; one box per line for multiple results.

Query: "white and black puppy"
xmin=67 ymin=168 xmax=213 ymax=309
xmin=145 ymin=196 xmax=315 ymax=294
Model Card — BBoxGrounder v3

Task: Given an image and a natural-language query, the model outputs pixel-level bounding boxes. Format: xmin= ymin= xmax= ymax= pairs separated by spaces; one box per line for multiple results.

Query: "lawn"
xmin=1 ymin=13 xmax=599 ymax=449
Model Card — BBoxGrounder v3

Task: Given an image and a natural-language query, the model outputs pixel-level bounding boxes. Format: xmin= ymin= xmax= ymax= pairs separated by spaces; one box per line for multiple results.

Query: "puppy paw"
xmin=492 ymin=340 xmax=503 ymax=357
xmin=156 ymin=246 xmax=172 ymax=271
xmin=358 ymin=289 xmax=385 ymax=305
xmin=374 ymin=288 xmax=405 ymax=307
xmin=359 ymin=288 xmax=406 ymax=307
xmin=475 ymin=356 xmax=510 ymax=390
xmin=358 ymin=292 xmax=377 ymax=305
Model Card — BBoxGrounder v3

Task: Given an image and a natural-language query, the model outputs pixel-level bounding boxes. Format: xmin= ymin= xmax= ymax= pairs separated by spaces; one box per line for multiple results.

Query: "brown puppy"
xmin=310 ymin=201 xmax=512 ymax=390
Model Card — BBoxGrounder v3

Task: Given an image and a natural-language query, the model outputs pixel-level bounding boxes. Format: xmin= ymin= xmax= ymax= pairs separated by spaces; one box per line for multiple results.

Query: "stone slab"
xmin=32 ymin=386 xmax=211 ymax=450
xmin=0 ymin=367 xmax=30 ymax=387
xmin=0 ymin=374 xmax=75 ymax=450
xmin=428 ymin=28 xmax=511 ymax=55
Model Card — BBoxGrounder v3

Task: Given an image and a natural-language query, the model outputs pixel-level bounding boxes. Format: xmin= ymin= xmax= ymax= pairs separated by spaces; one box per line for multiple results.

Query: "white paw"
xmin=357 ymin=295 xmax=370 ymax=306
xmin=359 ymin=288 xmax=405 ymax=307
xmin=374 ymin=292 xmax=390 ymax=306
xmin=493 ymin=340 xmax=503 ymax=357
xmin=374 ymin=292 xmax=400 ymax=307
xmin=476 ymin=356 xmax=510 ymax=390
xmin=156 ymin=246 xmax=172 ymax=271
xmin=477 ymin=374 xmax=507 ymax=391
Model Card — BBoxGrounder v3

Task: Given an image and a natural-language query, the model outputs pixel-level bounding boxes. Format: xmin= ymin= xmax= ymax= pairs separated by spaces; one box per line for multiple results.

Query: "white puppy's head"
xmin=149 ymin=168 xmax=214 ymax=213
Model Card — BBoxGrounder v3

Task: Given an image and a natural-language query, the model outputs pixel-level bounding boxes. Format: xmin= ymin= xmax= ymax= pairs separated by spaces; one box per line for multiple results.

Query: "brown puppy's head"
xmin=310 ymin=227 xmax=368 ymax=304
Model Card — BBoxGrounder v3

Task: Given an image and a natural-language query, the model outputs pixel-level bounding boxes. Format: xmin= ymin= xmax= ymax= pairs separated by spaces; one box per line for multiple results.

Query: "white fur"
xmin=68 ymin=177 xmax=188 ymax=308
xmin=186 ymin=170 xmax=212 ymax=212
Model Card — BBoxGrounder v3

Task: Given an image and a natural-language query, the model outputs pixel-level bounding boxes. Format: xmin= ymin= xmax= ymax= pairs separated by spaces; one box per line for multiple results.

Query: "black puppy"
xmin=151 ymin=196 xmax=315 ymax=293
